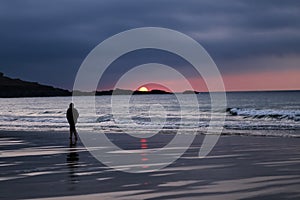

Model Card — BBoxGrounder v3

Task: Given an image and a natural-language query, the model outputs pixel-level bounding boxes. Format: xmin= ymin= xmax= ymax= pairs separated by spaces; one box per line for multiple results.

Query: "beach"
xmin=1 ymin=130 xmax=300 ymax=200
xmin=1 ymin=0 xmax=300 ymax=199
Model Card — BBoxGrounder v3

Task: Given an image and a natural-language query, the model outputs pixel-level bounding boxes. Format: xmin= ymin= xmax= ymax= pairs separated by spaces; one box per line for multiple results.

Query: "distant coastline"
xmin=0 ymin=72 xmax=199 ymax=98
xmin=1 ymin=72 xmax=298 ymax=98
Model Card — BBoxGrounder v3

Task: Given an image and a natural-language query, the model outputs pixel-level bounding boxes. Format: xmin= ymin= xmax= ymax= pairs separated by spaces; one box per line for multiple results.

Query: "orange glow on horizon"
xmin=222 ymin=69 xmax=300 ymax=92
xmin=100 ymin=69 xmax=300 ymax=92
xmin=162 ymin=69 xmax=300 ymax=92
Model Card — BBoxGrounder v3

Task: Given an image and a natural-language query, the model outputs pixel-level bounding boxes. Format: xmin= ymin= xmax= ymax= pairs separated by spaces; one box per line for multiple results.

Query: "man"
xmin=66 ymin=103 xmax=79 ymax=142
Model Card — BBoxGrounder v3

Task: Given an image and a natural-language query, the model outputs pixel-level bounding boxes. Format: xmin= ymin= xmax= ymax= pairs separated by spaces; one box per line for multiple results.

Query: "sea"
xmin=0 ymin=91 xmax=299 ymax=138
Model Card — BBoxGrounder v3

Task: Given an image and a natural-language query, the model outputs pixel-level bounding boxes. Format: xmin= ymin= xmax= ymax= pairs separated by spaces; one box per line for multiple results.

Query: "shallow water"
xmin=0 ymin=91 xmax=299 ymax=137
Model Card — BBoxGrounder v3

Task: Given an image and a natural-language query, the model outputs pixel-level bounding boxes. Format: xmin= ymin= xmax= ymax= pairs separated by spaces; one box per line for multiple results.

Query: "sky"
xmin=0 ymin=0 xmax=299 ymax=92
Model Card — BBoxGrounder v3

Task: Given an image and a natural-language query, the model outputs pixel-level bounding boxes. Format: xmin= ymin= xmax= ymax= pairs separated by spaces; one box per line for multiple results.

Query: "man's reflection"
xmin=67 ymin=140 xmax=79 ymax=188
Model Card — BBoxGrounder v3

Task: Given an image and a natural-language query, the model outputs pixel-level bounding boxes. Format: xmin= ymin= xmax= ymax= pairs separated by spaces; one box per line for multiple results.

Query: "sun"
xmin=138 ymin=86 xmax=149 ymax=92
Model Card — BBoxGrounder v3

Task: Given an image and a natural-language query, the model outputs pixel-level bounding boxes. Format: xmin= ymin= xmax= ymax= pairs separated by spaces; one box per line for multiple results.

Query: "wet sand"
xmin=0 ymin=130 xmax=300 ymax=200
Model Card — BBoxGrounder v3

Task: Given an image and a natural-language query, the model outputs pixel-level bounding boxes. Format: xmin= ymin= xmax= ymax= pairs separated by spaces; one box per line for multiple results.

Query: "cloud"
xmin=0 ymin=0 xmax=299 ymax=89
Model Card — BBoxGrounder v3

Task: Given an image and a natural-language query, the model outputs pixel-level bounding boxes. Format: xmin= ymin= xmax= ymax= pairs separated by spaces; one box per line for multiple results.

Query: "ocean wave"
xmin=42 ymin=111 xmax=63 ymax=114
xmin=227 ymin=108 xmax=300 ymax=121
xmin=96 ymin=114 xmax=113 ymax=122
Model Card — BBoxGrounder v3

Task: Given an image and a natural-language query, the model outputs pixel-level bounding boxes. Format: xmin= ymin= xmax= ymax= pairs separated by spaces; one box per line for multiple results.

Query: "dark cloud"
xmin=0 ymin=0 xmax=299 ymax=89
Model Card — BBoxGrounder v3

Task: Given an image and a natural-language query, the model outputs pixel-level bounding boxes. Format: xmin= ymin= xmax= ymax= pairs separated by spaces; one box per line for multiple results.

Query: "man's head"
xmin=69 ymin=103 xmax=74 ymax=108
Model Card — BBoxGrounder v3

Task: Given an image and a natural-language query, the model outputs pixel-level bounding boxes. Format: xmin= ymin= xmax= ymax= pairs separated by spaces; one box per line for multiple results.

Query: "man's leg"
xmin=69 ymin=127 xmax=72 ymax=140
xmin=74 ymin=127 xmax=78 ymax=141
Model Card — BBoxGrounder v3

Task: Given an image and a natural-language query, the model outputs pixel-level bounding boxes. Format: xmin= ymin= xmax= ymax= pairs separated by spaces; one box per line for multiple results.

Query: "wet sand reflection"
xmin=67 ymin=141 xmax=79 ymax=189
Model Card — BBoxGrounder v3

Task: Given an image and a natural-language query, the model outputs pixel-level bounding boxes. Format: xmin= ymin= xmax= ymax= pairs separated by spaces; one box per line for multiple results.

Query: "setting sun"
xmin=138 ymin=86 xmax=149 ymax=92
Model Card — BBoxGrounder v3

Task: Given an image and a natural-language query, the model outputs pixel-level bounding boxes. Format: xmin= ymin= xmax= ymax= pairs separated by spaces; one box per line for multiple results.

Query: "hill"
xmin=0 ymin=72 xmax=71 ymax=98
xmin=0 ymin=72 xmax=189 ymax=98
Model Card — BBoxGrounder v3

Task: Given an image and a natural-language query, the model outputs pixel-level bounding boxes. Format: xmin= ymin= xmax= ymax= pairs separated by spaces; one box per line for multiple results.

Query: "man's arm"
xmin=75 ymin=109 xmax=79 ymax=119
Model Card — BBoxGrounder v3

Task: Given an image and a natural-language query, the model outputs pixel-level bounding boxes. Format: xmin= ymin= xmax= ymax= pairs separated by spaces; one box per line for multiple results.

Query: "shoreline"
xmin=0 ymin=128 xmax=299 ymax=138
xmin=1 ymin=130 xmax=300 ymax=199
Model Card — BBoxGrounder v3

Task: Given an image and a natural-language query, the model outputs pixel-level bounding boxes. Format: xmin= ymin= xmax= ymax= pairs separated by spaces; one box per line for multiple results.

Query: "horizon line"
xmin=72 ymin=88 xmax=300 ymax=93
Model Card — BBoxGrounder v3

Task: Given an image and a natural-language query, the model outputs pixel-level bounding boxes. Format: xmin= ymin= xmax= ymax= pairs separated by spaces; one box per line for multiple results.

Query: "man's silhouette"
xmin=66 ymin=103 xmax=79 ymax=142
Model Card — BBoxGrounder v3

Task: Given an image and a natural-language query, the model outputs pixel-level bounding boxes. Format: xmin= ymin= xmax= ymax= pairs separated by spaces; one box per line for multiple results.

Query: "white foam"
xmin=228 ymin=108 xmax=300 ymax=121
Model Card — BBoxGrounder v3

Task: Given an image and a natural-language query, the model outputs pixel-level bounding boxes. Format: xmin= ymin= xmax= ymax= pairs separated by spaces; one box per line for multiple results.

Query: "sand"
xmin=0 ymin=130 xmax=300 ymax=200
